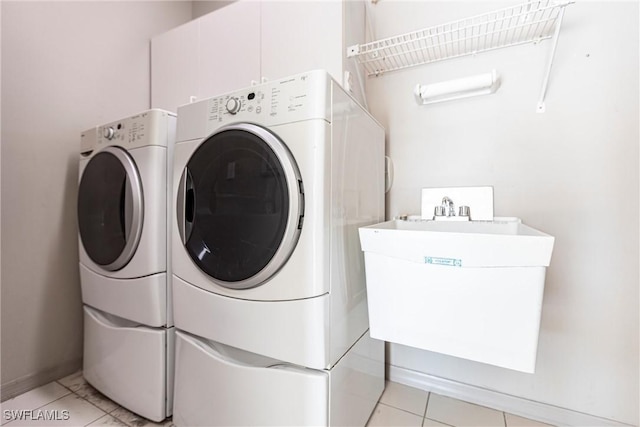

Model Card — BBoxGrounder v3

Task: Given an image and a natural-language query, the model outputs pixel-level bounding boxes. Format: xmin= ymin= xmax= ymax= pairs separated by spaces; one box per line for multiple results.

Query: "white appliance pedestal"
xmin=172 ymin=329 xmax=384 ymax=426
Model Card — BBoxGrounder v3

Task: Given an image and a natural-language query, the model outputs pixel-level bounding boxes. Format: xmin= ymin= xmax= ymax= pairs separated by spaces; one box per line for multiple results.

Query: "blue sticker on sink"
xmin=425 ymin=257 xmax=462 ymax=267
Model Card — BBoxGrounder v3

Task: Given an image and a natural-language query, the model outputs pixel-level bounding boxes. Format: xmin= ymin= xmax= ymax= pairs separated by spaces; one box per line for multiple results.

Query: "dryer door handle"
xmin=177 ymin=167 xmax=195 ymax=245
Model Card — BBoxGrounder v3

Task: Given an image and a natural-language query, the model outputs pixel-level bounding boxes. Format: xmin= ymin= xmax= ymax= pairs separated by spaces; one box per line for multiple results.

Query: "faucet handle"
xmin=459 ymin=205 xmax=470 ymax=217
xmin=434 ymin=206 xmax=446 ymax=217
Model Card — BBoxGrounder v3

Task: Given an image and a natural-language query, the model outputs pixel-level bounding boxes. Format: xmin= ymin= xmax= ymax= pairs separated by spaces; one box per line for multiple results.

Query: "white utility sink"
xmin=359 ymin=217 xmax=555 ymax=373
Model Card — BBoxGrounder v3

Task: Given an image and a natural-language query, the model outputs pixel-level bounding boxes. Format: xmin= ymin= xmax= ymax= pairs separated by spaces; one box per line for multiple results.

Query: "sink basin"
xmin=359 ymin=217 xmax=554 ymax=268
xmin=358 ymin=217 xmax=555 ymax=372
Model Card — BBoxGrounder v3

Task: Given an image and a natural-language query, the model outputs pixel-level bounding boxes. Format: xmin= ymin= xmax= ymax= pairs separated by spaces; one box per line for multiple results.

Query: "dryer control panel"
xmin=205 ymin=72 xmax=330 ymax=127
xmin=176 ymin=71 xmax=334 ymax=143
xmin=81 ymin=109 xmax=176 ymax=157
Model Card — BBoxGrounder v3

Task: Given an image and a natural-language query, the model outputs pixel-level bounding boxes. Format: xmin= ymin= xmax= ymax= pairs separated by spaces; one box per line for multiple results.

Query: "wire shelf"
xmin=347 ymin=0 xmax=573 ymax=77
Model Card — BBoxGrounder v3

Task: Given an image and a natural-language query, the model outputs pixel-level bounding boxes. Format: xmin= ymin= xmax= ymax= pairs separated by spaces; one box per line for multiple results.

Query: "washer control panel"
xmin=97 ymin=113 xmax=149 ymax=148
xmin=81 ymin=109 xmax=175 ymax=156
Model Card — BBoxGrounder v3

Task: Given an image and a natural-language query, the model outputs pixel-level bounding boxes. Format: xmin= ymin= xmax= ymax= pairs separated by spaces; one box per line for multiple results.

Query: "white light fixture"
xmin=414 ymin=70 xmax=500 ymax=106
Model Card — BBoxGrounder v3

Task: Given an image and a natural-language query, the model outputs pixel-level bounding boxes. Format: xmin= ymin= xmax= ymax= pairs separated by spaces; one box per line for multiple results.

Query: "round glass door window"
xmin=78 ymin=146 xmax=144 ymax=271
xmin=178 ymin=123 xmax=304 ymax=289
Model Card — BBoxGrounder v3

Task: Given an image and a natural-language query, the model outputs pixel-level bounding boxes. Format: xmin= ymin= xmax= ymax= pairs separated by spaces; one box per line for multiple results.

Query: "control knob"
xmin=103 ymin=127 xmax=115 ymax=140
xmin=225 ymin=97 xmax=241 ymax=114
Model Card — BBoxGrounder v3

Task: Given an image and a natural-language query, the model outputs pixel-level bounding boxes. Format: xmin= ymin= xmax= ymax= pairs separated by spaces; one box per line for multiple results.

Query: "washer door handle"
xmin=177 ymin=167 xmax=195 ymax=245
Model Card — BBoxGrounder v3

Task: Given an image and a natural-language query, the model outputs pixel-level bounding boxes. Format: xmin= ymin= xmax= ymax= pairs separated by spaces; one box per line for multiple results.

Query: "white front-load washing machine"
xmin=77 ymin=109 xmax=175 ymax=422
xmin=171 ymin=70 xmax=385 ymax=426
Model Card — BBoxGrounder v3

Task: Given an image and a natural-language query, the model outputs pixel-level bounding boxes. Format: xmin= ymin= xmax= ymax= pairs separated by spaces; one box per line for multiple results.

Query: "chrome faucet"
xmin=441 ymin=196 xmax=455 ymax=217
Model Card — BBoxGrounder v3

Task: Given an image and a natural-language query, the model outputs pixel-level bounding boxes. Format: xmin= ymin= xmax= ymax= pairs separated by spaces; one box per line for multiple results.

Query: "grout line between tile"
xmin=62 ymin=386 xmax=112 ymax=426
xmin=54 ymin=380 xmax=77 ymax=395
xmin=109 ymin=406 xmax=162 ymax=427
xmin=67 ymin=387 xmax=153 ymax=427
xmin=32 ymin=392 xmax=73 ymax=412
xmin=424 ymin=418 xmax=455 ymax=427
xmin=82 ymin=413 xmax=108 ymax=427
xmin=83 ymin=413 xmax=107 ymax=427
xmin=110 ymin=412 xmax=134 ymax=427
xmin=70 ymin=389 xmax=109 ymax=413
xmin=423 ymin=391 xmax=430 ymax=418
xmin=74 ymin=395 xmax=108 ymax=427
xmin=503 ymin=411 xmax=507 ymax=427
xmin=377 ymin=401 xmax=430 ymax=419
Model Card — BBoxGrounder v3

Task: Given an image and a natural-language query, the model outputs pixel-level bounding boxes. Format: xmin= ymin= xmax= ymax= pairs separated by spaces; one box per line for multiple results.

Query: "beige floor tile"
xmin=57 ymin=371 xmax=118 ymax=413
xmin=426 ymin=394 xmax=505 ymax=427
xmin=72 ymin=383 xmax=119 ymax=414
xmin=505 ymin=413 xmax=554 ymax=427
xmin=367 ymin=403 xmax=424 ymax=427
xmin=5 ymin=378 xmax=556 ymax=427
xmin=1 ymin=382 xmax=71 ymax=426
xmin=86 ymin=414 xmax=128 ymax=426
xmin=4 ymin=393 xmax=105 ymax=426
xmin=109 ymin=407 xmax=172 ymax=427
xmin=379 ymin=381 xmax=429 ymax=416
xmin=57 ymin=371 xmax=86 ymax=392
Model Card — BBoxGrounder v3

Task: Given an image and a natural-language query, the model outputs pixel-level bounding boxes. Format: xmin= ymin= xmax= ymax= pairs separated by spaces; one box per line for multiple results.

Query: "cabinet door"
xmin=198 ymin=0 xmax=261 ymax=98
xmin=260 ymin=1 xmax=343 ymax=83
xmin=151 ymin=20 xmax=199 ymax=113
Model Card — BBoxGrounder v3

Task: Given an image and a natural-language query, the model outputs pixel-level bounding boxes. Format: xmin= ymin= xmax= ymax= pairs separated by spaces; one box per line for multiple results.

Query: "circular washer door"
xmin=177 ymin=123 xmax=304 ymax=290
xmin=78 ymin=146 xmax=144 ymax=271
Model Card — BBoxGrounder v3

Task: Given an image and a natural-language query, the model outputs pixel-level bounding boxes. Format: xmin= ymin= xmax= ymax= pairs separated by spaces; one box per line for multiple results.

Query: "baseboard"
xmin=1 ymin=359 xmax=82 ymax=402
xmin=388 ymin=365 xmax=634 ymax=427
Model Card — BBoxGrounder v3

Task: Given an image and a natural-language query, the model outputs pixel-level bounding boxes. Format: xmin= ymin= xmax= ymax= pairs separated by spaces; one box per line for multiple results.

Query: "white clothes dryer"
xmin=171 ymin=70 xmax=385 ymax=426
xmin=77 ymin=110 xmax=175 ymax=422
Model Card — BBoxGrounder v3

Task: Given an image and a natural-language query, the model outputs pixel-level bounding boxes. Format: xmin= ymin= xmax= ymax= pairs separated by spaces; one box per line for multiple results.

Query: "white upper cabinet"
xmin=151 ymin=20 xmax=199 ymax=113
xmin=151 ymin=0 xmax=366 ymax=113
xmin=198 ymin=1 xmax=261 ymax=101
xmin=260 ymin=1 xmax=343 ymax=84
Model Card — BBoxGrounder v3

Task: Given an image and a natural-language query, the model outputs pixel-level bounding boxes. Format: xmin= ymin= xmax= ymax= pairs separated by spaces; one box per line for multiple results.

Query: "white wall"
xmin=366 ymin=1 xmax=638 ymax=425
xmin=0 ymin=1 xmax=192 ymax=399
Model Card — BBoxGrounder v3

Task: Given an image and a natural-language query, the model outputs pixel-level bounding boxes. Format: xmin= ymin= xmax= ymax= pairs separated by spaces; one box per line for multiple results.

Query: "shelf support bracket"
xmin=536 ymin=5 xmax=569 ymax=113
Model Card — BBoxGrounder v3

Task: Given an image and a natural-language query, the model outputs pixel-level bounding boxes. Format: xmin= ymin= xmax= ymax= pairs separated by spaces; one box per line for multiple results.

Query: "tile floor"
xmin=0 ymin=372 xmax=553 ymax=427
xmin=368 ymin=381 xmax=553 ymax=427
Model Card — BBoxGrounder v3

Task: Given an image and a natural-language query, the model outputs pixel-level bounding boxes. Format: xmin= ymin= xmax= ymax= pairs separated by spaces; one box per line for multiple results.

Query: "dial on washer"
xmin=225 ymin=97 xmax=241 ymax=115
xmin=103 ymin=127 xmax=115 ymax=140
